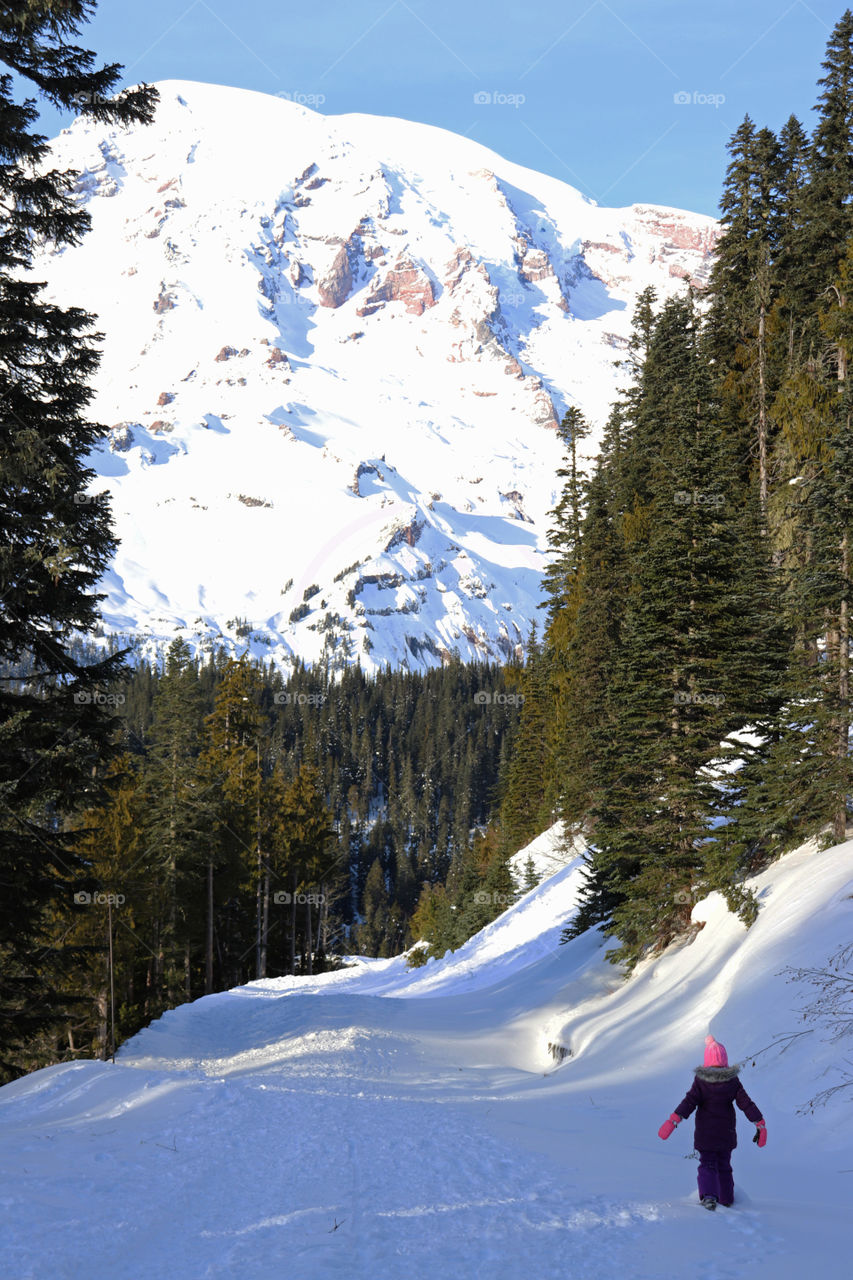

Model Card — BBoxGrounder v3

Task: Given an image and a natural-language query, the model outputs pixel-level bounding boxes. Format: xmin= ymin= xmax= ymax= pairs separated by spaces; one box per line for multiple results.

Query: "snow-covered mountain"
xmin=2 ymin=828 xmax=851 ymax=1277
xmin=38 ymin=80 xmax=718 ymax=671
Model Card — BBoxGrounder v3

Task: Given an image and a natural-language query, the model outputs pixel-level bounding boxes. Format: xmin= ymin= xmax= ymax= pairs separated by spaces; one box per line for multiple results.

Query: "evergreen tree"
xmin=357 ymin=858 xmax=392 ymax=957
xmin=541 ymin=406 xmax=591 ymax=626
xmin=577 ymin=297 xmax=786 ymax=963
xmin=707 ymin=118 xmax=781 ymax=509
xmin=0 ymin=7 xmax=156 ymax=1080
xmin=279 ymin=762 xmax=336 ymax=973
xmin=142 ymin=640 xmax=209 ymax=999
xmin=498 ymin=632 xmax=553 ymax=853
xmin=803 ymin=10 xmax=853 ymax=292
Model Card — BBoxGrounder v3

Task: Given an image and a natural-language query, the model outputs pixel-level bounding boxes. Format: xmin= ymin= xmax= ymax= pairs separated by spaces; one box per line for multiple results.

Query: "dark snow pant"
xmin=696 ymin=1149 xmax=734 ymax=1206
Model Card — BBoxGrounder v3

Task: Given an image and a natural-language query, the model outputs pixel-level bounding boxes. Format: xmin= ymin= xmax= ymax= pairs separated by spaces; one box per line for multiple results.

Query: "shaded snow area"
xmin=2 ymin=827 xmax=852 ymax=1279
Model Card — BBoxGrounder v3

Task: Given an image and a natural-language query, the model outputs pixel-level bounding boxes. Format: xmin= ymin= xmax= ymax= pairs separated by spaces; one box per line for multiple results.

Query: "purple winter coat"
xmin=674 ymin=1064 xmax=763 ymax=1151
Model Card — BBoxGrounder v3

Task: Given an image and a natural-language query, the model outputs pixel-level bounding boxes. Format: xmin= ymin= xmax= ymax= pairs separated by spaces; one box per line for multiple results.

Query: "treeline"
xmin=503 ymin=13 xmax=853 ymax=966
xmin=10 ymin=646 xmax=521 ymax=1072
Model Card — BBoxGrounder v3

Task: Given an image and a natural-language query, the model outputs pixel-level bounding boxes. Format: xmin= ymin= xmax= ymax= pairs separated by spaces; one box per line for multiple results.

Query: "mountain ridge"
xmin=36 ymin=79 xmax=719 ymax=671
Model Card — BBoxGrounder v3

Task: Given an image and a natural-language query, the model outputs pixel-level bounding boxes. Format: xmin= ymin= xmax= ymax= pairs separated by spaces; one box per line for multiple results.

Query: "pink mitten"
xmin=754 ymin=1121 xmax=767 ymax=1148
xmin=658 ymin=1113 xmax=681 ymax=1140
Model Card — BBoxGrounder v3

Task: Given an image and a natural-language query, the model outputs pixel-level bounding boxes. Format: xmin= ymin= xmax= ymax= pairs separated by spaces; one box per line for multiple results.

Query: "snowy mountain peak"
xmin=39 ymin=80 xmax=719 ymax=671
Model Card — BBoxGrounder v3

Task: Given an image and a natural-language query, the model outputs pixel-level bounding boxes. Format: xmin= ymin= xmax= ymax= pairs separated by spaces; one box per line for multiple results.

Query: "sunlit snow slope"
xmin=35 ymin=80 xmax=718 ymax=671
xmin=2 ymin=828 xmax=852 ymax=1279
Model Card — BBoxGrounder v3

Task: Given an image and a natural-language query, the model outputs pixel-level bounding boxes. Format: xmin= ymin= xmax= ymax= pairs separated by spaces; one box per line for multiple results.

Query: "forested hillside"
xmin=503 ymin=13 xmax=853 ymax=966
xmin=4 ymin=648 xmax=521 ymax=1075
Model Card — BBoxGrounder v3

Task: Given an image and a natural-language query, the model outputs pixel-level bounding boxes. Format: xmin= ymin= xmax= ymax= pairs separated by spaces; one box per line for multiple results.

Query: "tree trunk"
xmin=757 ymin=300 xmax=768 ymax=519
xmin=255 ymin=741 xmax=263 ymax=979
xmin=205 ymin=859 xmax=214 ymax=994
xmin=185 ymin=940 xmax=192 ymax=1000
xmin=290 ymin=872 xmax=297 ymax=975
xmin=97 ymin=988 xmax=108 ymax=1061
xmin=259 ymin=870 xmax=270 ymax=979
xmin=835 ymin=341 xmax=849 ymax=844
xmin=318 ymin=882 xmax=328 ymax=962
xmin=306 ymin=894 xmax=314 ymax=976
xmin=837 ymin=530 xmax=850 ymax=843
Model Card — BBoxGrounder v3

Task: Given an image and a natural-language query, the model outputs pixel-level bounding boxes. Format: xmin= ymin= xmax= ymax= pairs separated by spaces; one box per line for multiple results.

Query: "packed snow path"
xmin=2 ymin=830 xmax=852 ymax=1278
xmin=0 ymin=988 xmax=782 ymax=1280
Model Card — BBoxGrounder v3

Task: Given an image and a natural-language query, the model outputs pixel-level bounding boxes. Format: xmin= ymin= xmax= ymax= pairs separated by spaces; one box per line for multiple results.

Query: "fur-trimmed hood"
xmin=694 ymin=1064 xmax=741 ymax=1083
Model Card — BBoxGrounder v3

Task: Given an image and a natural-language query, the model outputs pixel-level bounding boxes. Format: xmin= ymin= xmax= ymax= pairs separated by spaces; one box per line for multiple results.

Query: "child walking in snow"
xmin=658 ymin=1035 xmax=766 ymax=1210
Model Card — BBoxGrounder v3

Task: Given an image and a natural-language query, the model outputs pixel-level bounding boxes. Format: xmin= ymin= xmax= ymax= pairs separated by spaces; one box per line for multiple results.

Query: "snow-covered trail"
xmin=2 ymin=829 xmax=852 ymax=1279
xmin=0 ymin=992 xmax=773 ymax=1280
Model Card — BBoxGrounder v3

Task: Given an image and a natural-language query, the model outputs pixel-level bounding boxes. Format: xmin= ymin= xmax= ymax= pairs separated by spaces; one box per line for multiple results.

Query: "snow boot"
xmin=701 ymin=1195 xmax=718 ymax=1211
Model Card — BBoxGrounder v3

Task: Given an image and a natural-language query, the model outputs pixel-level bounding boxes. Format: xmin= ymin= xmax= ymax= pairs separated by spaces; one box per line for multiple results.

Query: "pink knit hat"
xmin=704 ymin=1035 xmax=728 ymax=1067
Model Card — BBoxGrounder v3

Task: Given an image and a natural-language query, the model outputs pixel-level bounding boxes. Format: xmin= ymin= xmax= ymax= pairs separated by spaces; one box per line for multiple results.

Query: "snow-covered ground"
xmin=2 ymin=827 xmax=852 ymax=1279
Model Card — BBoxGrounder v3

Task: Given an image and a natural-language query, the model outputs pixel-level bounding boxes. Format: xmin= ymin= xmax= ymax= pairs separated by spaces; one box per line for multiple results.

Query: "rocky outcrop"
xmin=264 ymin=345 xmax=289 ymax=370
xmin=153 ymin=285 xmax=175 ymax=313
xmin=350 ymin=461 xmax=385 ymax=496
xmin=318 ymin=244 xmax=353 ymax=308
xmin=109 ymin=422 xmax=136 ymax=451
xmin=443 ymin=245 xmax=476 ymax=291
xmin=517 ymin=245 xmax=553 ymax=284
xmin=635 ymin=209 xmax=718 ymax=255
xmin=384 ymin=516 xmax=425 ymax=551
xmin=357 ymin=256 xmax=437 ymax=318
xmin=530 ymin=384 xmax=559 ymax=431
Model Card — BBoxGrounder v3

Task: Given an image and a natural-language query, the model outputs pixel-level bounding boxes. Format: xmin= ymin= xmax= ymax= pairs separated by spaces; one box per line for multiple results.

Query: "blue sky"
xmin=35 ymin=0 xmax=848 ymax=216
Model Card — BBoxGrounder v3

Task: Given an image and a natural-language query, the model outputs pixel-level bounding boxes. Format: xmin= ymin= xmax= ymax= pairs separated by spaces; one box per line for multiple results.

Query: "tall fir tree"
xmin=572 ymin=296 xmax=786 ymax=963
xmin=0 ymin=6 xmax=156 ymax=1080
